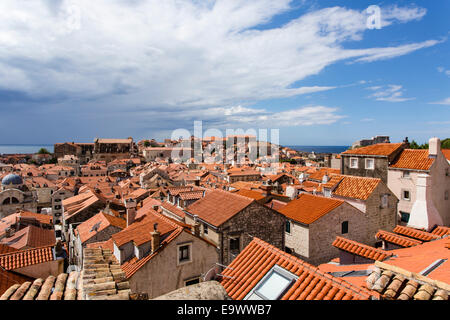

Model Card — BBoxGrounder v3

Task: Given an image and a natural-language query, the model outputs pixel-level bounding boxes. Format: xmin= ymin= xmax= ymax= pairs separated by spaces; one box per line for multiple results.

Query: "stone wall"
xmin=218 ymin=201 xmax=285 ymax=266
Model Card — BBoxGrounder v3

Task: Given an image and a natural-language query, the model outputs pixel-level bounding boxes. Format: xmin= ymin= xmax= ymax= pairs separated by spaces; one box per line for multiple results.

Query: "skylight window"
xmin=244 ymin=265 xmax=297 ymax=300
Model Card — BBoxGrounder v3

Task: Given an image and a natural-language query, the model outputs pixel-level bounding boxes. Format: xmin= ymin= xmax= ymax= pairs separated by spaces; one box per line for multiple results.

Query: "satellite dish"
xmin=203 ymin=265 xmax=218 ymax=281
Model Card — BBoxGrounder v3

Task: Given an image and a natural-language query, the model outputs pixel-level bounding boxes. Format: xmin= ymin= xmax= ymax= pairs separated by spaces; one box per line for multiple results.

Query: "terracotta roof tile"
xmin=342 ymin=143 xmax=404 ymax=156
xmin=278 ymin=193 xmax=344 ymax=225
xmin=376 ymin=230 xmax=422 ymax=247
xmin=111 ymin=210 xmax=180 ymax=248
xmin=0 ymin=245 xmax=55 ymax=270
xmin=235 ymin=189 xmax=266 ymax=201
xmin=186 ymin=190 xmax=254 ymax=227
xmin=220 ymin=238 xmax=374 ymax=300
xmin=332 ymin=236 xmax=393 ymax=261
xmin=393 ymin=225 xmax=441 ymax=242
xmin=389 ymin=149 xmax=435 ymax=171
xmin=0 ymin=226 xmax=56 ymax=250
xmin=331 ymin=175 xmax=381 ymax=200
xmin=441 ymin=149 xmax=450 ymax=161
xmin=367 ymin=259 xmax=450 ymax=300
xmin=431 ymin=226 xmax=450 ymax=237
xmin=76 ymin=212 xmax=126 ymax=243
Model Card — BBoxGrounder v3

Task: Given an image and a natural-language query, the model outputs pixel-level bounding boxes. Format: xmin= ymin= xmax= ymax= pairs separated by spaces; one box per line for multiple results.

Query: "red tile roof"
xmin=0 ymin=245 xmax=55 ymax=270
xmin=111 ymin=211 xmax=180 ymax=248
xmin=342 ymin=143 xmax=404 ymax=156
xmin=160 ymin=202 xmax=187 ymax=219
xmin=441 ymin=149 xmax=450 ymax=161
xmin=76 ymin=212 xmax=126 ymax=243
xmin=220 ymin=238 xmax=374 ymax=300
xmin=332 ymin=236 xmax=393 ymax=261
xmin=0 ymin=244 xmax=18 ymax=255
xmin=389 ymin=149 xmax=435 ymax=171
xmin=0 ymin=269 xmax=34 ymax=297
xmin=186 ymin=190 xmax=254 ymax=227
xmin=121 ymin=227 xmax=184 ymax=279
xmin=278 ymin=193 xmax=344 ymax=225
xmin=331 ymin=175 xmax=381 ymax=201
xmin=431 ymin=226 xmax=450 ymax=237
xmin=382 ymin=237 xmax=450 ymax=284
xmin=235 ymin=189 xmax=266 ymax=201
xmin=375 ymin=230 xmax=422 ymax=248
xmin=393 ymin=225 xmax=441 ymax=242
xmin=0 ymin=226 xmax=56 ymax=250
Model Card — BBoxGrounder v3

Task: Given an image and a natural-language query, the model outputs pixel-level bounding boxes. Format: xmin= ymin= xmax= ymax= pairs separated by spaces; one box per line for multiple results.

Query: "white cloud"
xmin=0 ymin=0 xmax=440 ymax=130
xmin=437 ymin=66 xmax=450 ymax=77
xmin=429 ymin=97 xmax=450 ymax=105
xmin=361 ymin=118 xmax=375 ymax=122
xmin=367 ymin=85 xmax=415 ymax=102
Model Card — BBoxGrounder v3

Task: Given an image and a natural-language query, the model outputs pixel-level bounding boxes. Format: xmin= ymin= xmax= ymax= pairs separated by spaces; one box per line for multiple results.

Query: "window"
xmin=402 ymin=190 xmax=411 ymax=201
xmin=445 ymin=190 xmax=449 ymax=201
xmin=244 ymin=265 xmax=297 ymax=300
xmin=185 ymin=278 xmax=200 ymax=286
xmin=350 ymin=158 xmax=358 ymax=169
xmin=229 ymin=237 xmax=240 ymax=252
xmin=178 ymin=244 xmax=191 ymax=263
xmin=341 ymin=221 xmax=348 ymax=234
xmin=203 ymin=223 xmax=208 ymax=235
xmin=285 ymin=220 xmax=291 ymax=234
xmin=402 ymin=171 xmax=410 ymax=179
xmin=381 ymin=194 xmax=388 ymax=208
xmin=365 ymin=158 xmax=375 ymax=170
xmin=400 ymin=211 xmax=410 ymax=223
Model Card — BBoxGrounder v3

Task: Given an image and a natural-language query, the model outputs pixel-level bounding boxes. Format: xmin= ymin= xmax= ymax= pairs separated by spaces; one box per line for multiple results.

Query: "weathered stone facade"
xmin=285 ymin=202 xmax=367 ymax=266
xmin=341 ymin=156 xmax=391 ymax=184
xmin=185 ymin=201 xmax=285 ymax=267
xmin=127 ymin=231 xmax=218 ymax=299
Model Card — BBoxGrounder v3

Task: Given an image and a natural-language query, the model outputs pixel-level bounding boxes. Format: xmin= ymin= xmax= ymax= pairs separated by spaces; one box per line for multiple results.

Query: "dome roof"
xmin=1 ymin=174 xmax=23 ymax=186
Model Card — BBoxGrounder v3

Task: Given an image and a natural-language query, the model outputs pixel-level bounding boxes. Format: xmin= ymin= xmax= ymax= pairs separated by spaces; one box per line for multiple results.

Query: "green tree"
xmin=441 ymin=138 xmax=450 ymax=149
xmin=143 ymin=140 xmax=151 ymax=147
xmin=37 ymin=148 xmax=50 ymax=154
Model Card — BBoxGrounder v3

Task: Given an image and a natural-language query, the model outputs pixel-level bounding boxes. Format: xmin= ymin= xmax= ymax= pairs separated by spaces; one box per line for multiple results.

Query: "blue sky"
xmin=0 ymin=0 xmax=448 ymax=146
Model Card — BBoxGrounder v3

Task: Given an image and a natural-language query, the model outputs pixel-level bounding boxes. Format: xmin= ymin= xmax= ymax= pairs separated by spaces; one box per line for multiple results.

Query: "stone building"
xmin=93 ymin=138 xmax=137 ymax=163
xmin=387 ymin=137 xmax=450 ymax=230
xmin=279 ymin=193 xmax=368 ymax=265
xmin=319 ymin=174 xmax=398 ymax=246
xmin=54 ymin=142 xmax=94 ymax=165
xmin=185 ymin=189 xmax=285 ymax=266
xmin=93 ymin=209 xmax=219 ymax=299
xmin=0 ymin=174 xmax=37 ymax=218
xmin=341 ymin=142 xmax=407 ymax=184
xmin=72 ymin=212 xmax=126 ymax=268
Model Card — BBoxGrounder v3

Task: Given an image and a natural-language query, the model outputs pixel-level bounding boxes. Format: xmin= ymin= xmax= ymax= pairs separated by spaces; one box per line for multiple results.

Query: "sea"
xmin=0 ymin=144 xmax=54 ymax=155
xmin=286 ymin=145 xmax=350 ymax=154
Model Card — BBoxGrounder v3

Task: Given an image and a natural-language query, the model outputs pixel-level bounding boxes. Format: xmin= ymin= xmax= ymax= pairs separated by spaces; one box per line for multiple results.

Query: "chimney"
xmin=124 ymin=198 xmax=137 ymax=227
xmin=322 ymin=173 xmax=329 ymax=184
xmin=5 ymin=227 xmax=14 ymax=238
xmin=192 ymin=215 xmax=200 ymax=237
xmin=151 ymin=223 xmax=160 ymax=253
xmin=152 ymin=205 xmax=159 ymax=211
xmin=407 ymin=174 xmax=443 ymax=231
xmin=428 ymin=137 xmax=440 ymax=159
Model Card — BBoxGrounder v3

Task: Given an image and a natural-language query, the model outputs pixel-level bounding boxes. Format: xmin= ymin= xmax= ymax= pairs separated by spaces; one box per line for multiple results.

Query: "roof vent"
xmin=419 ymin=259 xmax=447 ymax=276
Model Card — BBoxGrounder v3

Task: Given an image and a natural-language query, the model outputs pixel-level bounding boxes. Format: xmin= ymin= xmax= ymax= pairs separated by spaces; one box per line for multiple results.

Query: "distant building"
xmin=0 ymin=174 xmax=37 ymax=218
xmin=352 ymin=136 xmax=390 ymax=149
xmin=93 ymin=138 xmax=137 ymax=163
xmin=54 ymin=142 xmax=94 ymax=165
